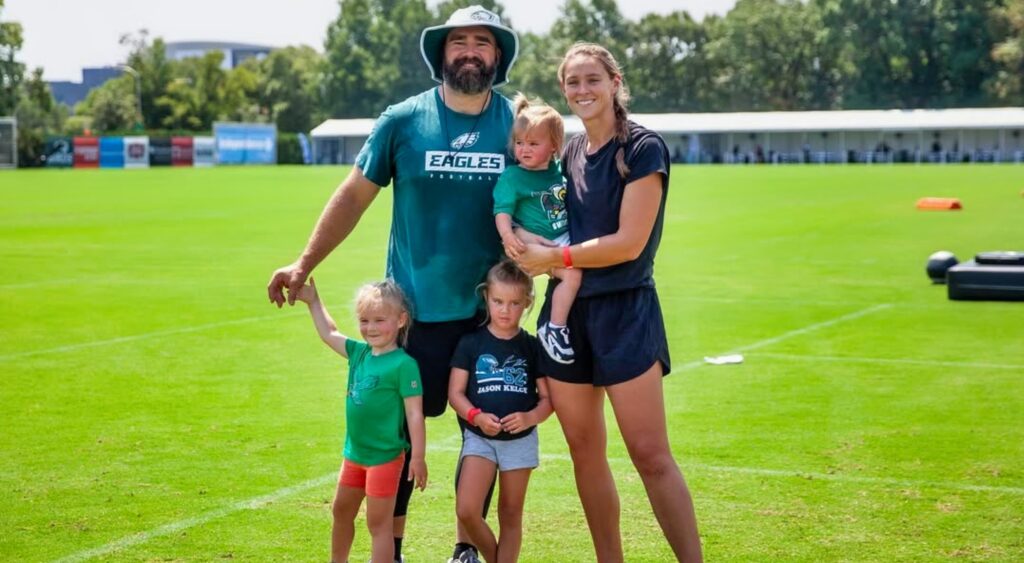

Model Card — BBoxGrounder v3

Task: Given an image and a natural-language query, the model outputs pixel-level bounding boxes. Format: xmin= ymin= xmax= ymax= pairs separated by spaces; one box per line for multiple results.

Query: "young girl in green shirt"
xmin=295 ymin=279 xmax=427 ymax=563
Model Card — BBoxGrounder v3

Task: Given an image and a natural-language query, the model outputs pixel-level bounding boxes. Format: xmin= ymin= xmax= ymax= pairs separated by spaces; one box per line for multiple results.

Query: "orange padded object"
xmin=916 ymin=197 xmax=962 ymax=210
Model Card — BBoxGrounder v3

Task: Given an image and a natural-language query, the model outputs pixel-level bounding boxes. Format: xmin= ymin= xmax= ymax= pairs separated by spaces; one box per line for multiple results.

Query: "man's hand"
xmin=267 ymin=263 xmax=309 ymax=307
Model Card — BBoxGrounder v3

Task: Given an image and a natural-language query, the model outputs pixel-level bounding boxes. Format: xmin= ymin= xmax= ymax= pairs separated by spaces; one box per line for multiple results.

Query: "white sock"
xmin=548 ymin=322 xmax=566 ymax=329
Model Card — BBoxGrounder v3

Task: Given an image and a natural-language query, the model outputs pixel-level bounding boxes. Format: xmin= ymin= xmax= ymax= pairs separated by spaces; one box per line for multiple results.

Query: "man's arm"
xmin=268 ymin=167 xmax=381 ymax=307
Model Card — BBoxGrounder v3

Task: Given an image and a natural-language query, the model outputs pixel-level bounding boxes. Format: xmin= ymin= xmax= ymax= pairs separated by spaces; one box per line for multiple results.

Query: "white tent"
xmin=311 ymin=107 xmax=1024 ymax=165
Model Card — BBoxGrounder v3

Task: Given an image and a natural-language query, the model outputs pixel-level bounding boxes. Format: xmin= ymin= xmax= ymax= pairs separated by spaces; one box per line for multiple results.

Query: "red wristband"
xmin=562 ymin=246 xmax=574 ymax=269
xmin=467 ymin=407 xmax=482 ymax=425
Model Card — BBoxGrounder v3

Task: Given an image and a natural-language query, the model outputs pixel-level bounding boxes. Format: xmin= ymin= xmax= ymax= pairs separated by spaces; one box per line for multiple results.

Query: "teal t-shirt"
xmin=493 ymin=161 xmax=568 ymax=241
xmin=343 ymin=339 xmax=422 ymax=466
xmin=356 ymin=88 xmax=514 ymax=322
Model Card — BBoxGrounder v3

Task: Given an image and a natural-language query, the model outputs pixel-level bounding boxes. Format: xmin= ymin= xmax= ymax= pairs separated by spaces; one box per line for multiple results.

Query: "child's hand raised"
xmin=292 ymin=277 xmax=320 ymax=304
xmin=475 ymin=412 xmax=503 ymax=437
xmin=408 ymin=456 xmax=428 ymax=491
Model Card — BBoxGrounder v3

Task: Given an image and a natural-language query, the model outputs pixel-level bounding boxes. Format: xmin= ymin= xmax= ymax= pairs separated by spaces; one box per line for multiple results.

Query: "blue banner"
xmin=99 ymin=137 xmax=125 ymax=168
xmin=297 ymin=133 xmax=312 ymax=165
xmin=213 ymin=122 xmax=276 ymax=165
xmin=45 ymin=136 xmax=74 ymax=168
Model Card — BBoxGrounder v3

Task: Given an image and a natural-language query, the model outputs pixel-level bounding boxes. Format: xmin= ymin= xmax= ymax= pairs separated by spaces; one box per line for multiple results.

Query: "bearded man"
xmin=268 ymin=7 xmax=520 ymax=563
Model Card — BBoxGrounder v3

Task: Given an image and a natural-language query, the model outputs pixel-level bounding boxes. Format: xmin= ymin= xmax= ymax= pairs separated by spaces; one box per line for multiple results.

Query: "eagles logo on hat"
xmin=420 ymin=5 xmax=519 ymax=88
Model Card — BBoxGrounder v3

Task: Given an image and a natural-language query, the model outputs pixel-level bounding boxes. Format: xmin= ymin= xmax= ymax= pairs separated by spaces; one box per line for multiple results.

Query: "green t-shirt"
xmin=343 ymin=339 xmax=422 ymax=466
xmin=356 ymin=88 xmax=514 ymax=322
xmin=492 ymin=161 xmax=568 ymax=241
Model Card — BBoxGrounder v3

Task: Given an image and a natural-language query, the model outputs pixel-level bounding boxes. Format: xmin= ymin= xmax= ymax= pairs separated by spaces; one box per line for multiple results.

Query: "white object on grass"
xmin=704 ymin=354 xmax=744 ymax=365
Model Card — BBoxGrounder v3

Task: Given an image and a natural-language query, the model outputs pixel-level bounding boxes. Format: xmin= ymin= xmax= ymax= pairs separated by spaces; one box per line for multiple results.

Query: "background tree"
xmin=121 ymin=31 xmax=175 ymax=128
xmin=707 ymin=0 xmax=840 ymax=111
xmin=629 ymin=11 xmax=716 ymax=113
xmin=988 ymin=0 xmax=1024 ymax=104
xmin=505 ymin=31 xmax=566 ymax=111
xmin=322 ymin=0 xmax=427 ymax=117
xmin=1 ymin=0 xmax=25 ymax=115
xmin=75 ymin=76 xmax=136 ymax=132
xmin=155 ymin=51 xmax=257 ymax=130
xmin=821 ymin=0 xmax=997 ymax=109
xmin=251 ymin=46 xmax=325 ymax=132
xmin=15 ymin=67 xmax=65 ymax=165
xmin=549 ymin=0 xmax=633 ymax=65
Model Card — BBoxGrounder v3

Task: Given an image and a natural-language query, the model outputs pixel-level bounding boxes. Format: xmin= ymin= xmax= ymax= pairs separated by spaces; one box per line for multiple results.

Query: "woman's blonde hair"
xmin=510 ymin=92 xmax=565 ymax=158
xmin=558 ymin=42 xmax=632 ymax=179
xmin=354 ymin=279 xmax=412 ymax=346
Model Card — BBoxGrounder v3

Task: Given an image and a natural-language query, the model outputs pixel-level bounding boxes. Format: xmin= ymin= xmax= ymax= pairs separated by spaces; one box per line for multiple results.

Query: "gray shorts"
xmin=460 ymin=428 xmax=539 ymax=471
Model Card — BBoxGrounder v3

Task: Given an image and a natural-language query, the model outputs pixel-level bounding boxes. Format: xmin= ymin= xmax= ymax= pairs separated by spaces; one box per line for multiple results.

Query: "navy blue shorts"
xmin=406 ymin=311 xmax=486 ymax=417
xmin=537 ymin=281 xmax=671 ymax=386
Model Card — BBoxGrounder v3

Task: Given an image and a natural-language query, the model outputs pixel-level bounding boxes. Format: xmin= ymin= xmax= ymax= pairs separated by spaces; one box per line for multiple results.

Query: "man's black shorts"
xmin=537 ymin=282 xmax=671 ymax=386
xmin=405 ymin=311 xmax=486 ymax=417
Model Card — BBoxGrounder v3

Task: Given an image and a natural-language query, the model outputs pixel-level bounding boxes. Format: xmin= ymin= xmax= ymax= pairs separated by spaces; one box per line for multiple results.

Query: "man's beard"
xmin=442 ymin=56 xmax=497 ymax=94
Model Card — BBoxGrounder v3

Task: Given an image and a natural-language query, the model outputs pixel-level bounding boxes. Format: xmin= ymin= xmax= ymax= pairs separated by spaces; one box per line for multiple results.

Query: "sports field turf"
xmin=2 ymin=164 xmax=1022 ymax=562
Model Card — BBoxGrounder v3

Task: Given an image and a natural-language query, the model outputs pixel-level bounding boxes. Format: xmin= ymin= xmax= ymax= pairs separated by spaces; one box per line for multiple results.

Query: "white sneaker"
xmin=538 ymin=323 xmax=575 ymax=364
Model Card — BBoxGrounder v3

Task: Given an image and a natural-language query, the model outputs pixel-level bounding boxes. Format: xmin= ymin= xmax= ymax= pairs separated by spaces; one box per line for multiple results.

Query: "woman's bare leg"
xmin=548 ymin=378 xmax=623 ymax=563
xmin=606 ymin=363 xmax=702 ymax=562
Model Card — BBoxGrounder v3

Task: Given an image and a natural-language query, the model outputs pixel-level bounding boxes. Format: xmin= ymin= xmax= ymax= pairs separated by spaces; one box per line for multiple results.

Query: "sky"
xmin=5 ymin=0 xmax=738 ymax=82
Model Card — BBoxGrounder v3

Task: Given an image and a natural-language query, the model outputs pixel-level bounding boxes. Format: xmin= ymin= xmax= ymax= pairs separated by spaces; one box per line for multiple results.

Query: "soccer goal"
xmin=0 ymin=117 xmax=16 ymax=168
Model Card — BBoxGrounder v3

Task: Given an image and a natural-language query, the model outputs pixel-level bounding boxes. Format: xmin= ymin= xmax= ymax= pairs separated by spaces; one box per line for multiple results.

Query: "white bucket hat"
xmin=420 ymin=6 xmax=519 ymax=88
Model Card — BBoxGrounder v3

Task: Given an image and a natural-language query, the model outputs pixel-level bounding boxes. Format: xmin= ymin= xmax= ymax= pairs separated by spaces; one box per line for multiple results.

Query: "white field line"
xmin=0 ymin=312 xmax=304 ymax=363
xmin=0 ymin=277 xmax=91 ymax=290
xmin=52 ymin=473 xmax=337 ymax=563
xmin=52 ymin=433 xmax=465 ymax=563
xmin=750 ymin=352 xmax=1024 ymax=371
xmin=47 ymin=302 xmax=993 ymax=562
xmin=676 ymin=303 xmax=892 ymax=371
xmin=430 ymin=445 xmax=1024 ymax=497
xmin=54 ymin=441 xmax=1024 ymax=563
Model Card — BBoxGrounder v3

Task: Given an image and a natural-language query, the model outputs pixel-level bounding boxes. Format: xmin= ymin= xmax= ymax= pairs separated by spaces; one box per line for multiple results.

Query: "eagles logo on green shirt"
xmin=356 ymin=89 xmax=515 ymax=322
xmin=343 ymin=339 xmax=422 ymax=466
xmin=492 ymin=161 xmax=569 ymax=241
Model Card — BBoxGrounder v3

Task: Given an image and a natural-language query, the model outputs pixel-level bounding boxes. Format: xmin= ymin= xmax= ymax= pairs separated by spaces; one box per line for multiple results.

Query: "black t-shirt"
xmin=451 ymin=327 xmax=543 ymax=440
xmin=562 ymin=120 xmax=670 ymax=297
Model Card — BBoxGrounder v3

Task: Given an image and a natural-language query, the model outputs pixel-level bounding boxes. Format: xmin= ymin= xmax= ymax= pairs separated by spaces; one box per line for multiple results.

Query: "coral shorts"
xmin=339 ymin=454 xmax=406 ymax=498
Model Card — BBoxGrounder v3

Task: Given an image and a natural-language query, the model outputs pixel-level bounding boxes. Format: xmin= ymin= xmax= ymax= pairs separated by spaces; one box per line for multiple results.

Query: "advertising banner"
xmin=124 ymin=136 xmax=150 ymax=169
xmin=73 ymin=136 xmax=99 ymax=168
xmin=149 ymin=137 xmax=172 ymax=166
xmin=214 ymin=122 xmax=276 ymax=165
xmin=44 ymin=136 xmax=74 ymax=168
xmin=171 ymin=136 xmax=194 ymax=166
xmin=193 ymin=136 xmax=216 ymax=167
xmin=99 ymin=137 xmax=125 ymax=168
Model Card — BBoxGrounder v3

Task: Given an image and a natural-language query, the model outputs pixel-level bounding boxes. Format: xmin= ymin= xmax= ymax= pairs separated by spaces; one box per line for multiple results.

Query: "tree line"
xmin=2 ymin=0 xmax=1024 ymax=163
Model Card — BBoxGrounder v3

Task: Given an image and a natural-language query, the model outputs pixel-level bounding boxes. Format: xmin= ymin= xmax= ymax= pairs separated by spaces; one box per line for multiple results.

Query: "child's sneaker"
xmin=447 ymin=548 xmax=480 ymax=563
xmin=538 ymin=323 xmax=575 ymax=364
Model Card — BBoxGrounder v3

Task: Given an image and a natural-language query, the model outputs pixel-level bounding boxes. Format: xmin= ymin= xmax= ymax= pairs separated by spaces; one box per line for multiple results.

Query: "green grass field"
xmin=2 ymin=164 xmax=1023 ymax=562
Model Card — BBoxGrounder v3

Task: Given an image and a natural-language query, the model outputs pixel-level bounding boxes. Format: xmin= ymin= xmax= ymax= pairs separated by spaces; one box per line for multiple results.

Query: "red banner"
xmin=73 ymin=136 xmax=99 ymax=168
xmin=171 ymin=136 xmax=194 ymax=166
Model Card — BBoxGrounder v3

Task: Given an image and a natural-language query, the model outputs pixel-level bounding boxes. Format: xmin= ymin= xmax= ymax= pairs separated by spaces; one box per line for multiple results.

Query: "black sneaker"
xmin=538 ymin=323 xmax=575 ymax=364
